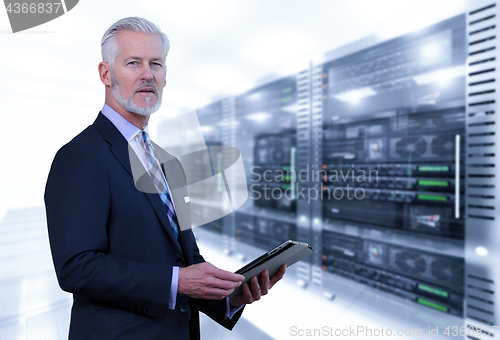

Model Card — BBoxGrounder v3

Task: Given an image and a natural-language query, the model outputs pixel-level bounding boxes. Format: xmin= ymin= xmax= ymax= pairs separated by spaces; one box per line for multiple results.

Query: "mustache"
xmin=134 ymin=82 xmax=159 ymax=94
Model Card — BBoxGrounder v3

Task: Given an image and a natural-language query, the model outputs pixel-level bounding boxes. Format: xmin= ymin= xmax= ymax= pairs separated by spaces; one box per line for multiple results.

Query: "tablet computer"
xmin=228 ymin=240 xmax=313 ymax=299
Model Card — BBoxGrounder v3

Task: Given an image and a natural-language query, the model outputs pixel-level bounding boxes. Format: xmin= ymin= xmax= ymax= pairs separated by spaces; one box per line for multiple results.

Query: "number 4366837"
xmin=6 ymin=3 xmax=62 ymax=14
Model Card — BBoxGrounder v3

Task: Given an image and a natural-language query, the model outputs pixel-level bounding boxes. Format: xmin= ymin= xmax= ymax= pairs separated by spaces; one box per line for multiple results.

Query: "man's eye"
xmin=152 ymin=63 xmax=162 ymax=67
xmin=128 ymin=61 xmax=138 ymax=65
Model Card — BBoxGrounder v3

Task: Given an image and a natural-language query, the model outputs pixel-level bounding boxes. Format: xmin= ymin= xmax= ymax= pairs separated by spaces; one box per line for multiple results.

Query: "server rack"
xmin=231 ymin=76 xmax=299 ymax=258
xmin=312 ymin=14 xmax=468 ymax=318
xmin=193 ymin=75 xmax=313 ymax=284
xmin=167 ymin=99 xmax=239 ymax=254
xmin=193 ymin=100 xmax=226 ymax=235
xmin=464 ymin=0 xmax=500 ymax=335
xmin=187 ymin=3 xmax=500 ymax=334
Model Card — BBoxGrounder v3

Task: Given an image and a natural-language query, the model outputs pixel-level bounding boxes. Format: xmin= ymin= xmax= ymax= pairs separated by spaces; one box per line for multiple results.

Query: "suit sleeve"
xmin=187 ymin=230 xmax=245 ymax=329
xmin=44 ymin=141 xmax=173 ymax=318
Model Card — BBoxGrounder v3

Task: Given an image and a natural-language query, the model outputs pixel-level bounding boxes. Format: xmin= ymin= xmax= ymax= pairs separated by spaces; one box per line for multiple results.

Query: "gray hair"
xmin=101 ymin=17 xmax=170 ymax=68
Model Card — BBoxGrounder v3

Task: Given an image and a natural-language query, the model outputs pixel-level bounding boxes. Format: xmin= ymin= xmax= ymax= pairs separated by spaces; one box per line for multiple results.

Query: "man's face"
xmin=110 ymin=31 xmax=166 ymax=116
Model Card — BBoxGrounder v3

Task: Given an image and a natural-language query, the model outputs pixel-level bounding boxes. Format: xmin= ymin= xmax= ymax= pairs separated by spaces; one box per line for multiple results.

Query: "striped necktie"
xmin=137 ymin=131 xmax=179 ymax=239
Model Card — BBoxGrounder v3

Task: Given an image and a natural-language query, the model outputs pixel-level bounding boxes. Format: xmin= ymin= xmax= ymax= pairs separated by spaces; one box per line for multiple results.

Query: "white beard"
xmin=110 ymin=71 xmax=162 ymax=116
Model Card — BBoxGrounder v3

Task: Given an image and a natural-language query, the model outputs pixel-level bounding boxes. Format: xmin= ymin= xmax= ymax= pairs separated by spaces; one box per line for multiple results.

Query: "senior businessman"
xmin=44 ymin=16 xmax=286 ymax=340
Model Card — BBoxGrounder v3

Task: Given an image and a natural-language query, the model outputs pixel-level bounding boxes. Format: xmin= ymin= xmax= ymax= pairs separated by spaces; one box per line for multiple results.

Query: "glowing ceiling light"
xmin=201 ymin=126 xmax=214 ymax=133
xmin=420 ymin=43 xmax=442 ymax=62
xmin=334 ymin=87 xmax=376 ymax=102
xmin=475 ymin=246 xmax=488 ymax=257
xmin=246 ymin=92 xmax=264 ymax=102
xmin=281 ymin=103 xmax=298 ymax=113
xmin=413 ymin=65 xmax=464 ymax=86
xmin=245 ymin=112 xmax=270 ymax=123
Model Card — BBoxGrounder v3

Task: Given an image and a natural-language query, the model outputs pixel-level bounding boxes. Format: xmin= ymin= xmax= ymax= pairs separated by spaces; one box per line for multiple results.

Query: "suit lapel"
xmin=93 ymin=113 xmax=182 ymax=253
xmin=94 ymin=114 xmax=134 ymax=177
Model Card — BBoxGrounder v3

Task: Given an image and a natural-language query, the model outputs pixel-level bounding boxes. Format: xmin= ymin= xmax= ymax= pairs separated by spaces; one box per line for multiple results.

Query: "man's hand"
xmin=178 ymin=262 xmax=244 ymax=300
xmin=229 ymin=264 xmax=286 ymax=307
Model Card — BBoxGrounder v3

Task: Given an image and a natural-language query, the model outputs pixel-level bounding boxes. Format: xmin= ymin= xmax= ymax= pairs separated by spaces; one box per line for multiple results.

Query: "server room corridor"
xmin=2 ymin=0 xmax=498 ymax=339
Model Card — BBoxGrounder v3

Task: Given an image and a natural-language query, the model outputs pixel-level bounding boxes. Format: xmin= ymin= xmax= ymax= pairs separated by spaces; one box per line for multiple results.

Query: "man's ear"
xmin=99 ymin=62 xmax=112 ymax=86
xmin=164 ymin=65 xmax=167 ymax=87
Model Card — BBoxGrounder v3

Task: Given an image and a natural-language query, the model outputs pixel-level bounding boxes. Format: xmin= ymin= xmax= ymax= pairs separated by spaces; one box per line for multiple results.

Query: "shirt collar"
xmin=101 ymin=103 xmax=149 ymax=142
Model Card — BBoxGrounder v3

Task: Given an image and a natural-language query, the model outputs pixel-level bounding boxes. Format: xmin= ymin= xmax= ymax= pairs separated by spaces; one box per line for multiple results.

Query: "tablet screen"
xmin=235 ymin=240 xmax=294 ymax=275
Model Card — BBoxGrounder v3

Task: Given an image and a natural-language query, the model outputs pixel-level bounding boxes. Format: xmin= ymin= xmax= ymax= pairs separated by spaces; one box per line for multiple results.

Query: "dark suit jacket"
xmin=44 ymin=113 xmax=243 ymax=340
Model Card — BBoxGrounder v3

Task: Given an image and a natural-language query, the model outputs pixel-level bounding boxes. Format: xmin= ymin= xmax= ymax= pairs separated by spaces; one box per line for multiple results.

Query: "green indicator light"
xmin=281 ymin=185 xmax=291 ymax=190
xmin=282 ymin=87 xmax=293 ymax=94
xmin=418 ymin=180 xmax=449 ymax=187
xmin=418 ymin=194 xmax=448 ymax=202
xmin=281 ymin=96 xmax=293 ymax=103
xmin=282 ymin=166 xmax=291 ymax=171
xmin=417 ymin=298 xmax=448 ymax=312
xmin=417 ymin=284 xmax=449 ymax=298
xmin=418 ymin=166 xmax=449 ymax=172
xmin=282 ymin=176 xmax=291 ymax=181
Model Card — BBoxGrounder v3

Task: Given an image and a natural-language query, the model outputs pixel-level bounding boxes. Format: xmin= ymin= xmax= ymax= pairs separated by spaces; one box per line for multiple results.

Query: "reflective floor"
xmin=0 ymin=207 xmax=465 ymax=340
xmin=0 ymin=207 xmax=72 ymax=340
xmin=194 ymin=229 xmax=466 ymax=340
